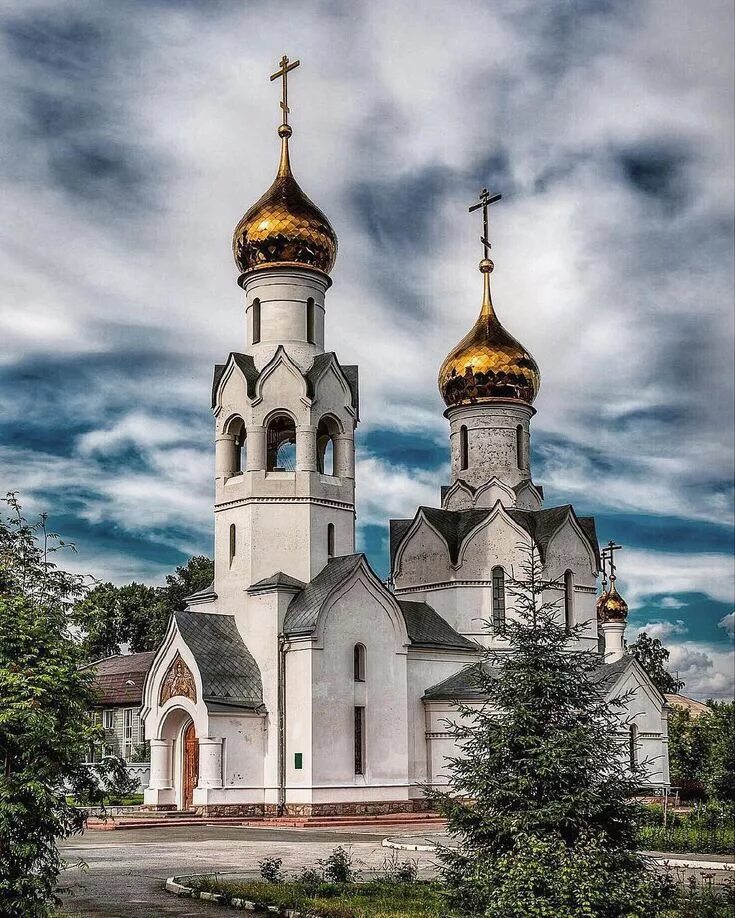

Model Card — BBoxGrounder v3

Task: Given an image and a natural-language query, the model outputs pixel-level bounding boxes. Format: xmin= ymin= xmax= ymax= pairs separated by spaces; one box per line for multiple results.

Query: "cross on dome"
xmin=270 ymin=54 xmax=300 ymax=131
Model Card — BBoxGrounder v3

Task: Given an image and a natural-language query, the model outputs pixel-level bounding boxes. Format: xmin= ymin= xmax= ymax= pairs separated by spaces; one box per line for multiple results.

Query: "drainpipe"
xmin=277 ymin=635 xmax=289 ymax=816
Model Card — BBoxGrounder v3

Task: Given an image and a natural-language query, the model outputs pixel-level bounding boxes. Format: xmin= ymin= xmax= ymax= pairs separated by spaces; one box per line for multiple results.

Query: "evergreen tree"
xmin=0 ymin=495 xmax=112 ymax=916
xmin=627 ymin=632 xmax=684 ymax=694
xmin=427 ymin=545 xmax=668 ymax=918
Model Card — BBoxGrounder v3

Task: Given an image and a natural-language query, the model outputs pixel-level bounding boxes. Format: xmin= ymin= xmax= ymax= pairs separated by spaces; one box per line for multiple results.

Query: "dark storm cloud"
xmin=615 ymin=142 xmax=691 ymax=211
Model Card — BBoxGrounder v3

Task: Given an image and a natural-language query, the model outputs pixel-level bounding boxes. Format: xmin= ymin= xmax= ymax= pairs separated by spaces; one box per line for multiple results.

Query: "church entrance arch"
xmin=183 ymin=721 xmax=199 ymax=810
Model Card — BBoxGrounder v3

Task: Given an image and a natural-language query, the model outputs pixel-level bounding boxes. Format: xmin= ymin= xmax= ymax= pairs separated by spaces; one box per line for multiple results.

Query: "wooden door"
xmin=183 ymin=722 xmax=199 ymax=810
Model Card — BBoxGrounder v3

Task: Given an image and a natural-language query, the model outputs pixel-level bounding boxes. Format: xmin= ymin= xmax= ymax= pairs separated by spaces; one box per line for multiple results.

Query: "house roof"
xmin=84 ymin=652 xmax=156 ymax=707
xmin=175 ymin=612 xmax=263 ymax=710
xmin=249 ymin=571 xmax=307 ymax=594
xmin=389 ymin=504 xmax=600 ymax=571
xmin=283 ymin=554 xmax=365 ymax=636
xmin=397 ymin=600 xmax=477 ymax=651
xmin=664 ymin=694 xmax=711 ymax=717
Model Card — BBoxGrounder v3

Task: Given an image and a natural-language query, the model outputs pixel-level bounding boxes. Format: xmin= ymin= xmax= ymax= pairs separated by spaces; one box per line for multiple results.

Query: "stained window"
xmin=266 ymin=415 xmax=297 ymax=471
xmin=354 ymin=706 xmax=365 ymax=775
xmin=492 ymin=566 xmax=506 ymax=630
xmin=460 ymin=425 xmax=469 ymax=471
xmin=353 ymin=643 xmax=366 ymax=682
xmin=306 ymin=297 xmax=315 ymax=344
xmin=252 ymin=298 xmax=261 ymax=345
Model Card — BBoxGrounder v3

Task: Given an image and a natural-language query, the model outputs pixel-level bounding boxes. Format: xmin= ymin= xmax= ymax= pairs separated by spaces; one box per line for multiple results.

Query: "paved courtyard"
xmin=57 ymin=824 xmax=440 ymax=917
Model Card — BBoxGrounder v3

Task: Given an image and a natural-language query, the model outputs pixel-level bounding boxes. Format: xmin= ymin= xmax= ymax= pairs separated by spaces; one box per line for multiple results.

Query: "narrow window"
xmin=252 ymin=298 xmax=261 ymax=345
xmin=564 ymin=569 xmax=574 ymax=633
xmin=229 ymin=523 xmax=236 ymax=564
xmin=354 ymin=706 xmax=365 ymax=775
xmin=266 ymin=415 xmax=297 ymax=471
xmin=327 ymin=523 xmax=335 ymax=559
xmin=123 ymin=708 xmax=133 ymax=760
xmin=629 ymin=724 xmax=638 ymax=770
xmin=516 ymin=424 xmax=525 ymax=469
xmin=306 ymin=297 xmax=315 ymax=344
xmin=103 ymin=709 xmax=114 ymax=730
xmin=459 ymin=425 xmax=469 ymax=471
xmin=492 ymin=566 xmax=506 ymax=630
xmin=353 ymin=643 xmax=366 ymax=682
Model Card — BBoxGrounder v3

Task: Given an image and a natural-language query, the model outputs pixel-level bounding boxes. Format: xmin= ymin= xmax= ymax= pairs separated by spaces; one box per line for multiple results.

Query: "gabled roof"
xmin=184 ymin=580 xmax=217 ymax=605
xmin=249 ymin=571 xmax=306 ymax=594
xmin=83 ymin=652 xmax=156 ymax=706
xmin=390 ymin=503 xmax=600 ymax=571
xmin=211 ymin=353 xmax=259 ymax=407
xmin=423 ymin=655 xmax=655 ymax=702
xmin=283 ymin=554 xmax=366 ymax=636
xmin=175 ymin=612 xmax=263 ymax=710
xmin=397 ymin=600 xmax=477 ymax=650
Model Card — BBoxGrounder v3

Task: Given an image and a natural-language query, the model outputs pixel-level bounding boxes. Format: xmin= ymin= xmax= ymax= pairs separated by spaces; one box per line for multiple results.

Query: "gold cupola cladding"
xmin=439 ymin=258 xmax=540 ymax=408
xmin=596 ymin=580 xmax=629 ymax=623
xmin=439 ymin=189 xmax=540 ymax=408
xmin=233 ymin=56 xmax=337 ymax=278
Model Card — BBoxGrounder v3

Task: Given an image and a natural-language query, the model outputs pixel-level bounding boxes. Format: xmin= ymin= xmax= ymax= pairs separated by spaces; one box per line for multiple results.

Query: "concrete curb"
xmin=382 ymin=837 xmax=438 ymax=852
xmin=165 ymin=876 xmax=318 ymax=915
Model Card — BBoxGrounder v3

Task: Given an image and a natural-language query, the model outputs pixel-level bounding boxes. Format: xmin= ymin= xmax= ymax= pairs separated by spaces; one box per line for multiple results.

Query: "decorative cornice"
xmin=215 ymin=496 xmax=355 ymax=512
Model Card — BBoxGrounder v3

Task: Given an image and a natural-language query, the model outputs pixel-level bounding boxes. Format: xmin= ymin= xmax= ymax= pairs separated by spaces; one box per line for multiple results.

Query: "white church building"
xmin=141 ymin=62 xmax=669 ymax=816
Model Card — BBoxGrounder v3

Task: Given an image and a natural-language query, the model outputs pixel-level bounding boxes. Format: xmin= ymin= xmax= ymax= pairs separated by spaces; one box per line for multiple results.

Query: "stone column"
xmin=148 ymin=739 xmax=173 ymax=789
xmin=333 ymin=434 xmax=354 ymax=479
xmin=602 ymin=622 xmax=626 ymax=663
xmin=198 ymin=738 xmax=223 ymax=789
xmin=247 ymin=426 xmax=266 ymax=471
xmin=297 ymin=425 xmax=317 ymax=472
xmin=215 ymin=434 xmax=236 ymax=480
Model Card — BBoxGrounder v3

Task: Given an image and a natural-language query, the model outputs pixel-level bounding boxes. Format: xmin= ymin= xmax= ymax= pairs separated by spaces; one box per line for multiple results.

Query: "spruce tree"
xmin=427 ymin=544 xmax=668 ymax=918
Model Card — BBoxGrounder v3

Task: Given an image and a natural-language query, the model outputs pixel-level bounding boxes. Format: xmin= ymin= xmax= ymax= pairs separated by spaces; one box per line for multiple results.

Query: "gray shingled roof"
xmin=390 ymin=504 xmax=599 ymax=571
xmin=283 ymin=554 xmax=366 ymax=635
xmin=249 ymin=572 xmax=306 ymax=593
xmin=423 ymin=656 xmax=639 ymax=701
xmin=184 ymin=580 xmax=217 ymax=605
xmin=175 ymin=612 xmax=263 ymax=709
xmin=397 ymin=600 xmax=477 ymax=650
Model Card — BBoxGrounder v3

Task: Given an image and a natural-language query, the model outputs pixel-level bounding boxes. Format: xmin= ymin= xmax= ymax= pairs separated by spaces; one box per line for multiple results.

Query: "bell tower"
xmin=438 ymin=190 xmax=542 ymax=512
xmin=211 ymin=56 xmax=358 ymax=612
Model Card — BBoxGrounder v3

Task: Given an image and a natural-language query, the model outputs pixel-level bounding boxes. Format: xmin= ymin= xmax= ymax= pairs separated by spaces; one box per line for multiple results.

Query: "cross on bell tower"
xmin=469 ymin=187 xmax=502 ymax=264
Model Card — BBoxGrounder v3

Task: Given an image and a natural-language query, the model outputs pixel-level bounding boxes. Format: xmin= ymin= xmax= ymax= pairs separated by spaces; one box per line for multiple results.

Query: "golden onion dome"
xmin=596 ymin=580 xmax=629 ymax=623
xmin=233 ymin=124 xmax=337 ymax=277
xmin=439 ymin=259 xmax=540 ymax=407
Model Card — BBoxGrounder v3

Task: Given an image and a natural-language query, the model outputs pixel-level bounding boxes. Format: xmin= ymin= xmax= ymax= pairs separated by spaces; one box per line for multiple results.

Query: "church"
xmin=141 ymin=58 xmax=670 ymax=816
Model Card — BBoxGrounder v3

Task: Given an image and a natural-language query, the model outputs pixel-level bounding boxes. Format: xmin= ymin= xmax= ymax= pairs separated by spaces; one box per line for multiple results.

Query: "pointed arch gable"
xmin=312 ymin=556 xmax=409 ymax=651
xmin=456 ymin=501 xmax=533 ymax=568
xmin=393 ymin=508 xmax=452 ymax=580
xmin=544 ymin=508 xmax=598 ymax=578
xmin=442 ymin=479 xmax=475 ymax=511
xmin=212 ymin=352 xmax=260 ymax=415
xmin=307 ymin=354 xmax=356 ymax=419
xmin=514 ymin=480 xmax=543 ymax=510
xmin=473 ymin=476 xmax=517 ymax=509
xmin=252 ymin=345 xmax=309 ymax=408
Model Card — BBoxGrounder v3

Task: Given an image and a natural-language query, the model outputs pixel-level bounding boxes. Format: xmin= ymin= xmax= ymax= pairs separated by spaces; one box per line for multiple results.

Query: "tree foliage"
xmin=0 ymin=494 xmax=115 ymax=916
xmin=71 ymin=555 xmax=213 ymax=660
xmin=627 ymin=631 xmax=684 ymax=695
xmin=669 ymin=702 xmax=735 ymax=804
xmin=427 ymin=545 xmax=668 ymax=917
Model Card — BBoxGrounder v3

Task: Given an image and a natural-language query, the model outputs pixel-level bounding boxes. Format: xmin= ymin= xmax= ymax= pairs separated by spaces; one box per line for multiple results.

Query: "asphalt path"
xmin=57 ymin=824 xmax=439 ymax=917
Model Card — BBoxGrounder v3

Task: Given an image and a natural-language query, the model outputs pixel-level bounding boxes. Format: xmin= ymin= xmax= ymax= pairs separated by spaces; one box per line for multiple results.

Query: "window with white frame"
xmin=123 ymin=708 xmax=136 ymax=760
xmin=103 ymin=709 xmax=114 ymax=730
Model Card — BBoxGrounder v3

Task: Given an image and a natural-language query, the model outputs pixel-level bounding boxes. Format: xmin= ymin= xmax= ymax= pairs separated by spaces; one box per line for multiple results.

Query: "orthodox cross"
xmin=602 ymin=540 xmax=623 ymax=582
xmin=469 ymin=187 xmax=502 ymax=259
xmin=270 ymin=54 xmax=300 ymax=127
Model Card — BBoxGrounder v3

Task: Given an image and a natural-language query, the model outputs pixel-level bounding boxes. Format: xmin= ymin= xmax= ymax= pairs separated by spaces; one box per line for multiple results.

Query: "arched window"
xmin=229 ymin=523 xmax=236 ymax=565
xmin=306 ymin=297 xmax=315 ymax=344
xmin=224 ymin=416 xmax=246 ymax=476
xmin=327 ymin=523 xmax=335 ymax=559
xmin=492 ymin=566 xmax=506 ymax=631
xmin=564 ymin=569 xmax=575 ymax=633
xmin=317 ymin=416 xmax=339 ymax=476
xmin=266 ymin=414 xmax=297 ymax=471
xmin=516 ymin=424 xmax=526 ymax=470
xmin=353 ymin=643 xmax=366 ymax=682
xmin=460 ymin=425 xmax=469 ymax=471
xmin=629 ymin=724 xmax=638 ymax=770
xmin=251 ymin=298 xmax=261 ymax=345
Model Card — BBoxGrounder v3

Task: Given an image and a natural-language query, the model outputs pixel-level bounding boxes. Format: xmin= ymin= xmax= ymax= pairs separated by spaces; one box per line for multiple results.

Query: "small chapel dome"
xmin=596 ymin=580 xmax=629 ymax=623
xmin=233 ymin=124 xmax=337 ymax=277
xmin=439 ymin=258 xmax=540 ymax=408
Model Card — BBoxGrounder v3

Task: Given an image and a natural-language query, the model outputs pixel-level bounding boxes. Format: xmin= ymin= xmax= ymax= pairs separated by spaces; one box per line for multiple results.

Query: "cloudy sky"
xmin=1 ymin=0 xmax=733 ymax=698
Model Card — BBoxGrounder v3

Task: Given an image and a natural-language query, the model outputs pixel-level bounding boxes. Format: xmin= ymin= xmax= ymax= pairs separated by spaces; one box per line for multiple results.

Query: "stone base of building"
xmin=141 ymin=804 xmax=178 ymax=812
xmin=194 ymin=799 xmax=434 ymax=818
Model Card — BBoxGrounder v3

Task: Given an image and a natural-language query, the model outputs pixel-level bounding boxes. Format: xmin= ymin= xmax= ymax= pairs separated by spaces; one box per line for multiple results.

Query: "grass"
xmin=639 ymin=824 xmax=734 ymax=855
xmin=190 ymin=877 xmax=443 ymax=918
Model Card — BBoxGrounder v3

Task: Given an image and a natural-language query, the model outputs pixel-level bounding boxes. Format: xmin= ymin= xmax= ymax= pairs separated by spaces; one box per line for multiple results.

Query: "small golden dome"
xmin=596 ymin=580 xmax=629 ymax=623
xmin=439 ymin=262 xmax=540 ymax=407
xmin=233 ymin=130 xmax=337 ymax=276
